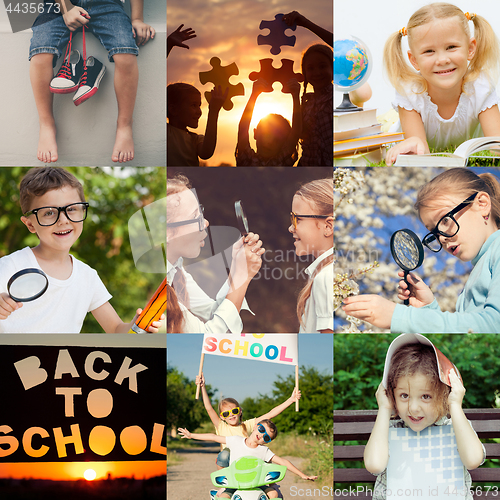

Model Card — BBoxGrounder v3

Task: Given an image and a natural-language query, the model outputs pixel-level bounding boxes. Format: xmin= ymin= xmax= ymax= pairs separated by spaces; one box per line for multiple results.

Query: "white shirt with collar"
xmin=299 ymin=247 xmax=333 ymax=333
xmin=167 ymin=258 xmax=252 ymax=333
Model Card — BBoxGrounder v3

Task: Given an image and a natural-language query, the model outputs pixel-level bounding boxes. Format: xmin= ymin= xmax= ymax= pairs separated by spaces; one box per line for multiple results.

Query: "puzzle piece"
xmin=257 ymin=14 xmax=296 ymax=56
xmin=199 ymin=57 xmax=245 ymax=111
xmin=249 ymin=59 xmax=304 ymax=94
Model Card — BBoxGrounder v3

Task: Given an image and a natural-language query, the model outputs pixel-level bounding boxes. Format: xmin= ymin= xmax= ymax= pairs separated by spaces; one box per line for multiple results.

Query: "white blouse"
xmin=390 ymin=73 xmax=499 ymax=150
xmin=299 ymin=247 xmax=334 ymax=333
xmin=167 ymin=258 xmax=252 ymax=334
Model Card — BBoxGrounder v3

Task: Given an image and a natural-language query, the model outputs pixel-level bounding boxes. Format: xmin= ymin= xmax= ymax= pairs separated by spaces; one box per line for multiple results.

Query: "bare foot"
xmin=112 ymin=124 xmax=134 ymax=163
xmin=38 ymin=122 xmax=58 ymax=163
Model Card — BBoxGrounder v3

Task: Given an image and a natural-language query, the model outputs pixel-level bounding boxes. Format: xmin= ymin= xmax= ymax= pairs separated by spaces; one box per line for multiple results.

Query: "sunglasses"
xmin=290 ymin=212 xmax=331 ymax=230
xmin=257 ymin=423 xmax=273 ymax=443
xmin=422 ymin=193 xmax=477 ymax=252
xmin=220 ymin=407 xmax=241 ymax=419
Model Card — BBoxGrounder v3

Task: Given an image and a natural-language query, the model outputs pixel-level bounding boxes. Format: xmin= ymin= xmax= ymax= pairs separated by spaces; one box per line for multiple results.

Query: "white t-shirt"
xmin=225 ymin=435 xmax=275 ymax=464
xmin=299 ymin=247 xmax=334 ymax=333
xmin=0 ymin=247 xmax=112 ymax=333
xmin=390 ymin=73 xmax=499 ymax=150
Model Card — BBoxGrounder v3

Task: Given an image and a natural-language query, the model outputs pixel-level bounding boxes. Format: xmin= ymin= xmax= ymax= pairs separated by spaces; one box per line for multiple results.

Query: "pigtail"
xmin=383 ymin=31 xmax=426 ymax=95
xmin=479 ymin=173 xmax=500 ymax=229
xmin=297 ymin=253 xmax=334 ymax=327
xmin=241 ymin=422 xmax=248 ymax=438
xmin=167 ymin=283 xmax=185 ymax=333
xmin=465 ymin=14 xmax=500 ymax=88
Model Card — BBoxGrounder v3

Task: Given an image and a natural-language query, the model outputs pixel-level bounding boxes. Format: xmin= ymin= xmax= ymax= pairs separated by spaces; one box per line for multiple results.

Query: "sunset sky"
xmin=167 ymin=0 xmax=333 ymax=165
xmin=0 ymin=460 xmax=165 ymax=481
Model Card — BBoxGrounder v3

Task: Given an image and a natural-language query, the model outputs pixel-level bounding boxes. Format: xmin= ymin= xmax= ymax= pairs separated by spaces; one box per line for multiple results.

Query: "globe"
xmin=334 ymin=37 xmax=372 ymax=92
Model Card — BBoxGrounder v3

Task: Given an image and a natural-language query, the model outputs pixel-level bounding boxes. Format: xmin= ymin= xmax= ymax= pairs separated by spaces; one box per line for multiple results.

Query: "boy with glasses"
xmin=0 ymin=167 xmax=162 ymax=333
xmin=178 ymin=419 xmax=318 ymax=499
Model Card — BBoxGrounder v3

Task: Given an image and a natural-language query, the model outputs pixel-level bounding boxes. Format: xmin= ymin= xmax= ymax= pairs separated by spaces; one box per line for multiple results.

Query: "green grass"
xmin=268 ymin=431 xmax=333 ymax=489
xmin=356 ymin=148 xmax=500 ymax=166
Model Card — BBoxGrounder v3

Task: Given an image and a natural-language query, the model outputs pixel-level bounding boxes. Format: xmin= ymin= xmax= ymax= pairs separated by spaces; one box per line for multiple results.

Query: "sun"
xmin=84 ymin=469 xmax=97 ymax=481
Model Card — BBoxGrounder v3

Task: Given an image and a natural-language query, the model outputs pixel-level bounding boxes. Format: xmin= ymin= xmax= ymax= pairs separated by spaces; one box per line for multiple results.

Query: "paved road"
xmin=167 ymin=442 xmax=333 ymax=499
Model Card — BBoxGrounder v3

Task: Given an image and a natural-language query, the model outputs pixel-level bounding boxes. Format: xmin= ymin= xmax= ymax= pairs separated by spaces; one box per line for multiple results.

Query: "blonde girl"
xmin=365 ymin=338 xmax=484 ymax=499
xmin=297 ymin=44 xmax=333 ymax=166
xmin=167 ymin=174 xmax=264 ymax=333
xmin=289 ymin=178 xmax=333 ymax=333
xmin=195 ymin=373 xmax=300 ymax=469
xmin=383 ymin=3 xmax=500 ymax=166
xmin=342 ymin=168 xmax=500 ymax=333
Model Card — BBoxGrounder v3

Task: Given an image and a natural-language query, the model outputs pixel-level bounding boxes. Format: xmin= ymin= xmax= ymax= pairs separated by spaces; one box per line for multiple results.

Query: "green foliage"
xmin=334 ymin=334 xmax=500 ymax=410
xmin=167 ymin=365 xmax=216 ymax=432
xmin=0 ymin=167 xmax=166 ymax=333
xmin=241 ymin=366 xmax=333 ymax=436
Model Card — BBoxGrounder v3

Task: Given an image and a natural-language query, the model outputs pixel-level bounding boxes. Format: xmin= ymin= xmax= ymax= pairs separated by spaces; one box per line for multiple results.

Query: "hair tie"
xmin=465 ymin=12 xmax=476 ymax=21
xmin=399 ymin=27 xmax=408 ymax=37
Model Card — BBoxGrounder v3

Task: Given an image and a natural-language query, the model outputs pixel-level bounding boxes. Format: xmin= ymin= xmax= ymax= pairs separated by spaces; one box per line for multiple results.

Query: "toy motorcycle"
xmin=210 ymin=456 xmax=287 ymax=500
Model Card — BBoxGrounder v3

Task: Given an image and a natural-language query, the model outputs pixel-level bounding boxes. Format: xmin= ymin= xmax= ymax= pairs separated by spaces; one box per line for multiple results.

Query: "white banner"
xmin=201 ymin=334 xmax=298 ymax=366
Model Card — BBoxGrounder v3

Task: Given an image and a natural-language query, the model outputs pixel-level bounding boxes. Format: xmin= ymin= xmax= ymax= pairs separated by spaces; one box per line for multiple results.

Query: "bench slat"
xmin=334 ymin=443 xmax=500 ymax=460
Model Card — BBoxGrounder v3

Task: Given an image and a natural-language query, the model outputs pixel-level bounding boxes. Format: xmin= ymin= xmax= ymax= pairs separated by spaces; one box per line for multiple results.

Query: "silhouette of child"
xmin=236 ymin=78 xmax=301 ymax=166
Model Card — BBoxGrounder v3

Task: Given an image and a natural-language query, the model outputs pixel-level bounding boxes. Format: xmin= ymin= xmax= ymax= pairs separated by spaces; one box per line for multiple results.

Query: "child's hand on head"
xmin=397 ymin=271 xmax=435 ymax=308
xmin=0 ymin=293 xmax=22 ymax=320
xmin=62 ymin=6 xmax=90 ymax=31
xmin=448 ymin=369 xmax=466 ymax=408
xmin=385 ymin=137 xmax=427 ymax=166
xmin=375 ymin=382 xmax=394 ymax=412
xmin=132 ymin=20 xmax=155 ymax=46
xmin=167 ymin=24 xmax=196 ymax=50
xmin=177 ymin=427 xmax=192 ymax=439
xmin=208 ymin=85 xmax=229 ymax=113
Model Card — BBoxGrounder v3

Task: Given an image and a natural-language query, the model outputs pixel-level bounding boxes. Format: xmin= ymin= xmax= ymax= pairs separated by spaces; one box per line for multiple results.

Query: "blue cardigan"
xmin=391 ymin=230 xmax=500 ymax=333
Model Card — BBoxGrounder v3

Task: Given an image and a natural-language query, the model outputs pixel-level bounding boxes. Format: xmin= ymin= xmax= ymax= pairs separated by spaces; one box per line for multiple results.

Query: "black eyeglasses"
xmin=24 ymin=202 xmax=89 ymax=227
xmin=290 ymin=212 xmax=332 ymax=230
xmin=167 ymin=205 xmax=205 ymax=232
xmin=422 ymin=193 xmax=477 ymax=252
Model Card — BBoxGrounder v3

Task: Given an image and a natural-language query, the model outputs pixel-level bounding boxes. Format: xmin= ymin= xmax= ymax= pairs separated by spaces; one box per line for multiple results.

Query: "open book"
xmin=394 ymin=137 xmax=500 ymax=166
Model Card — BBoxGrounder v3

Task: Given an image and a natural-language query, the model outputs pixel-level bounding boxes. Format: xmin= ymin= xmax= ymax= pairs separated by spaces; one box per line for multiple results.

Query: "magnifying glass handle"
xmin=403 ymin=270 xmax=410 ymax=306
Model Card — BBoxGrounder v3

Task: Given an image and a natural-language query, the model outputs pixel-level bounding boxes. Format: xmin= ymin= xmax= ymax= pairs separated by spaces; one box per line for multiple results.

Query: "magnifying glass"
xmin=390 ymin=229 xmax=424 ymax=306
xmin=235 ymin=200 xmax=249 ymax=236
xmin=7 ymin=268 xmax=49 ymax=302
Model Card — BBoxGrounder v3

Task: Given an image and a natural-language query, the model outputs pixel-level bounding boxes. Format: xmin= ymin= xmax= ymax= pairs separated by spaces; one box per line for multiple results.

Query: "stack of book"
xmin=334 ymin=109 xmax=404 ymax=165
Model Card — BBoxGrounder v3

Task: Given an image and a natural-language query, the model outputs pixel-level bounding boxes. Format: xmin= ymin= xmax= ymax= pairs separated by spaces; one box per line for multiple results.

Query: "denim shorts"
xmin=29 ymin=0 xmax=138 ymax=65
xmin=216 ymin=448 xmax=230 ymax=468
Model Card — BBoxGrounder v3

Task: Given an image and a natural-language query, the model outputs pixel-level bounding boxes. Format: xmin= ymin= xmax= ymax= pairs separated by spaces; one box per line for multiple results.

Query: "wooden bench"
xmin=334 ymin=409 xmax=500 ymax=499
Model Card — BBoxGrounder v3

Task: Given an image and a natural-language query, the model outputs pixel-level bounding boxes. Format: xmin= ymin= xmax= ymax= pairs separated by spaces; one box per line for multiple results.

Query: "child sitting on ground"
xmin=167 ymin=83 xmax=228 ymax=166
xmin=178 ymin=419 xmax=317 ymax=499
xmin=0 ymin=167 xmax=162 ymax=333
xmin=236 ymin=78 xmax=301 ymax=166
